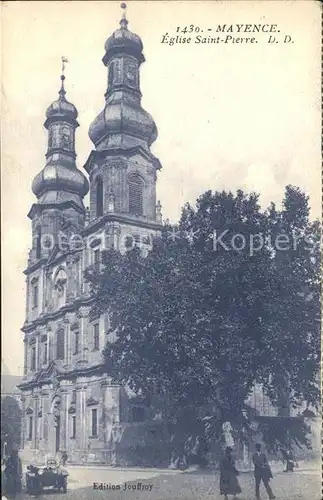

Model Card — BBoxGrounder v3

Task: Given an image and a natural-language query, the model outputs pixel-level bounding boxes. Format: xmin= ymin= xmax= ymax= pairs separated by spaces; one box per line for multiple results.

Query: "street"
xmin=13 ymin=466 xmax=321 ymax=500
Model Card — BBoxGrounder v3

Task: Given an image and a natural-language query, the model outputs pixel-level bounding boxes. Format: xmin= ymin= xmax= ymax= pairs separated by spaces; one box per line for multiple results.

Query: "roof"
xmin=1 ymin=374 xmax=23 ymax=395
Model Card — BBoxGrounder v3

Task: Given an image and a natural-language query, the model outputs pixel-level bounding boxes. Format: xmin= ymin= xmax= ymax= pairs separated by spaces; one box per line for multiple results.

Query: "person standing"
xmin=252 ymin=444 xmax=275 ymax=500
xmin=219 ymin=446 xmax=242 ymax=500
xmin=60 ymin=450 xmax=68 ymax=466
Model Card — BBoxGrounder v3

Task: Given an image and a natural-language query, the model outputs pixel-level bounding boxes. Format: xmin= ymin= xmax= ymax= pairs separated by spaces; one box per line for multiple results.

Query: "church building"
xmin=19 ymin=5 xmax=164 ymax=465
xmin=18 ymin=5 xmax=319 ymax=467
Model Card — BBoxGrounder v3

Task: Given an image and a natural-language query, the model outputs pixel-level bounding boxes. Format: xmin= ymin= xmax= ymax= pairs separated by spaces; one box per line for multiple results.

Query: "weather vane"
xmin=61 ymin=56 xmax=69 ymax=75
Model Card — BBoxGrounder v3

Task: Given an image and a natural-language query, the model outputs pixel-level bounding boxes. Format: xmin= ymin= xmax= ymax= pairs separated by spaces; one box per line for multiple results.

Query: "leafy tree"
xmin=86 ymin=186 xmax=320 ymax=461
xmin=1 ymin=397 xmax=21 ymax=457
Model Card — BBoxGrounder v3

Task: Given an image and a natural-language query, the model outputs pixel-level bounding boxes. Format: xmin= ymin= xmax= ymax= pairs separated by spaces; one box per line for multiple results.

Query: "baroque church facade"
xmin=19 ymin=8 xmax=164 ymax=465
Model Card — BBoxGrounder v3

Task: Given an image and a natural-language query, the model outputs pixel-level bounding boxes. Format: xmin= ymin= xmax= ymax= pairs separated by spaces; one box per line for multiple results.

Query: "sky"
xmin=2 ymin=1 xmax=321 ymax=375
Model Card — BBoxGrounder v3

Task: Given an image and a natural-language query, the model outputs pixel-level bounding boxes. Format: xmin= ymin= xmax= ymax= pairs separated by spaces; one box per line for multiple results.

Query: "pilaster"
xmin=23 ymin=338 xmax=28 ymax=375
xmin=33 ymin=395 xmax=39 ymax=448
xmin=59 ymin=384 xmax=69 ymax=451
xmin=35 ymin=330 xmax=41 ymax=371
xmin=78 ymin=306 xmax=91 ymax=364
xmin=75 ymin=378 xmax=88 ymax=450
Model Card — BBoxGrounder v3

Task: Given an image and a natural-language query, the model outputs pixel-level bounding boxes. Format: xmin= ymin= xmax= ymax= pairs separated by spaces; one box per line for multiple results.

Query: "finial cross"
xmin=120 ymin=2 xmax=128 ymax=28
xmin=61 ymin=56 xmax=69 ymax=75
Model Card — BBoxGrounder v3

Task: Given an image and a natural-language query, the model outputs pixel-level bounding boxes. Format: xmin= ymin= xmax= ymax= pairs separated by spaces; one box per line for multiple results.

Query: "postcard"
xmin=1 ymin=1 xmax=321 ymax=499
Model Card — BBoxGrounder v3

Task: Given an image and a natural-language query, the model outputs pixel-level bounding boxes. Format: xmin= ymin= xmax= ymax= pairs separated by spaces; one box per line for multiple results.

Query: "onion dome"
xmin=44 ymin=75 xmax=78 ymax=127
xmin=88 ymin=99 xmax=158 ymax=148
xmin=103 ymin=3 xmax=144 ymax=65
xmin=32 ymin=164 xmax=89 ymax=199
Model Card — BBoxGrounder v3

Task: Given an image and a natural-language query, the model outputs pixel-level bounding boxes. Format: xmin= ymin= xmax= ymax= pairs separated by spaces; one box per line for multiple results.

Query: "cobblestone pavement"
xmin=12 ymin=467 xmax=321 ymax=500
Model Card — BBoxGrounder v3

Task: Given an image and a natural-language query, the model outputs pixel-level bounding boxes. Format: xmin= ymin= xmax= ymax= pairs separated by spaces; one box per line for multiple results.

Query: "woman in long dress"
xmin=220 ymin=447 xmax=242 ymax=500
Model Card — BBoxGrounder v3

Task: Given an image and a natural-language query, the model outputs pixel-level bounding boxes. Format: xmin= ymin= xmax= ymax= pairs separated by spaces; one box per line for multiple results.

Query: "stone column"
xmin=60 ymin=387 xmax=68 ymax=451
xmin=38 ymin=269 xmax=44 ymax=313
xmin=63 ymin=316 xmax=72 ymax=367
xmin=112 ymin=223 xmax=121 ymax=250
xmin=46 ymin=271 xmax=53 ymax=313
xmin=23 ymin=338 xmax=28 ymax=375
xmin=41 ymin=388 xmax=50 ymax=455
xmin=33 ymin=395 xmax=39 ymax=449
xmin=75 ymin=378 xmax=87 ymax=452
xmin=78 ymin=306 xmax=91 ymax=363
xmin=65 ymin=313 xmax=74 ymax=365
xmin=20 ymin=396 xmax=26 ymax=449
xmin=74 ymin=256 xmax=81 ymax=297
xmin=48 ymin=322 xmax=55 ymax=362
xmin=35 ymin=332 xmax=40 ymax=371
xmin=66 ymin=256 xmax=74 ymax=304
xmin=25 ymin=277 xmax=30 ymax=321
xmin=82 ymin=247 xmax=90 ymax=296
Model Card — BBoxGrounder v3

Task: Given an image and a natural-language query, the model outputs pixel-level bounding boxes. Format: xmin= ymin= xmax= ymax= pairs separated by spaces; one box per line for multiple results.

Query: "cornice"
xmin=82 ymin=212 xmax=162 ymax=237
xmin=21 ymin=297 xmax=94 ymax=332
xmin=27 ymin=200 xmax=85 ymax=221
xmin=83 ymin=145 xmax=161 ymax=174
xmin=18 ymin=363 xmax=107 ymax=390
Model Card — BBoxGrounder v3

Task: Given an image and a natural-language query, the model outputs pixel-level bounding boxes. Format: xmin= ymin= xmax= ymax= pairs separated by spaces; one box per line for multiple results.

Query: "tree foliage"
xmin=1 ymin=397 xmax=21 ymax=456
xmin=86 ymin=186 xmax=320 ymax=454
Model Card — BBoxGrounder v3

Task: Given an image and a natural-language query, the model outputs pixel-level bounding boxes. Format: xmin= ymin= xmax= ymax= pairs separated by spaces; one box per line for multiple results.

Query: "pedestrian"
xmin=252 ymin=444 xmax=275 ymax=500
xmin=219 ymin=446 xmax=242 ymax=500
xmin=3 ymin=449 xmax=22 ymax=498
xmin=60 ymin=450 xmax=68 ymax=466
xmin=284 ymin=450 xmax=294 ymax=472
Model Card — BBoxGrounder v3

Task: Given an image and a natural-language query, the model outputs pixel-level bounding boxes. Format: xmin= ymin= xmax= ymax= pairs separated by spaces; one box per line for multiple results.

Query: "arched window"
xmin=96 ymin=177 xmax=104 ymax=217
xmin=56 ymin=329 xmax=65 ymax=360
xmin=128 ymin=175 xmax=144 ymax=215
xmin=36 ymin=226 xmax=41 ymax=259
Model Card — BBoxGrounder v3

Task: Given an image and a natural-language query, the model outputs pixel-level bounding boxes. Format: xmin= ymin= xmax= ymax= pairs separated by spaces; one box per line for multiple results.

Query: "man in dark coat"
xmin=252 ymin=444 xmax=275 ymax=500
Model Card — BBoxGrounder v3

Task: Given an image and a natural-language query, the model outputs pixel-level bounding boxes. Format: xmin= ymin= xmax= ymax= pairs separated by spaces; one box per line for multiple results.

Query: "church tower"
xmin=84 ymin=3 xmax=162 ymax=250
xmin=20 ymin=5 xmax=164 ymax=466
xmin=28 ymin=68 xmax=89 ymax=264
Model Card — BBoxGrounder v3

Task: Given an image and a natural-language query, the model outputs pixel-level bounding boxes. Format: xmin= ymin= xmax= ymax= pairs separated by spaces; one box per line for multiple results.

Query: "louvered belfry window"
xmin=128 ymin=175 xmax=144 ymax=215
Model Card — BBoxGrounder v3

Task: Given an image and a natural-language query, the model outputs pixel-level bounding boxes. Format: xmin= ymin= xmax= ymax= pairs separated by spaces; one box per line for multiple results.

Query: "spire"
xmin=59 ymin=57 xmax=68 ymax=100
xmin=45 ymin=57 xmax=78 ymax=126
xmin=120 ymin=2 xmax=128 ymax=29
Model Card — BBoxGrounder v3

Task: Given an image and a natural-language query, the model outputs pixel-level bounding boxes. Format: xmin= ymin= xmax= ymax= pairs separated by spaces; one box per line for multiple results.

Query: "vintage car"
xmin=25 ymin=459 xmax=68 ymax=495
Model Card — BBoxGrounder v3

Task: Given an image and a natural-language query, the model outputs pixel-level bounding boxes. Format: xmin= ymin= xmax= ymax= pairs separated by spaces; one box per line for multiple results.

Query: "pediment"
xmin=86 ymin=397 xmax=99 ymax=407
xmin=26 ymin=407 xmax=33 ymax=415
xmin=35 ymin=361 xmax=62 ymax=384
xmin=68 ymin=404 xmax=76 ymax=414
